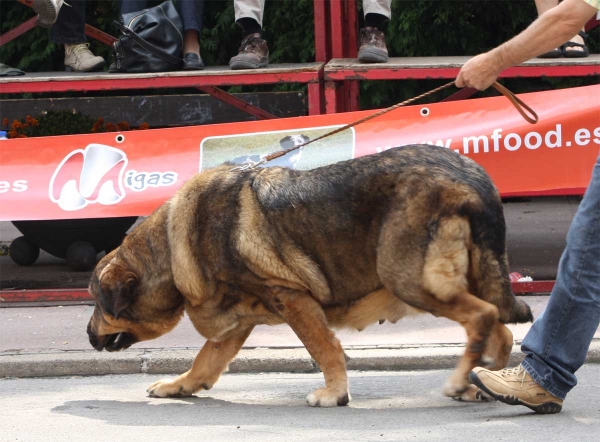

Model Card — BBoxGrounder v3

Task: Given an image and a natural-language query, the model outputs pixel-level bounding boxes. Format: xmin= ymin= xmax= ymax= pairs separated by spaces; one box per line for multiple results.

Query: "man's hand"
xmin=455 ymin=51 xmax=505 ymax=91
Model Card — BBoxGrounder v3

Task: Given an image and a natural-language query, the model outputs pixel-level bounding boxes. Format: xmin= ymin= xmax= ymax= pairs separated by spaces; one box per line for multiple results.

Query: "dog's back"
xmin=246 ymin=145 xmax=530 ymax=325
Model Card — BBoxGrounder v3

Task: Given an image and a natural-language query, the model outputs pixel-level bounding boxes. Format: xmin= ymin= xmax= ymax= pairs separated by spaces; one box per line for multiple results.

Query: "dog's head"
xmin=280 ymin=134 xmax=310 ymax=150
xmin=87 ymin=248 xmax=184 ymax=352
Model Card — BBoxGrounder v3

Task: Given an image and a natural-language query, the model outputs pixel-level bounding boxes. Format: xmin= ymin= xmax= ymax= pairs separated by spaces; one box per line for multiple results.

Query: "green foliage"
xmin=1 ymin=0 xmax=598 ymax=109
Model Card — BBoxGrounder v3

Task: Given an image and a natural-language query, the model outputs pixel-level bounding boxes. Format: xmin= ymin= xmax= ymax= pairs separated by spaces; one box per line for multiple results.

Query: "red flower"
xmin=116 ymin=121 xmax=130 ymax=131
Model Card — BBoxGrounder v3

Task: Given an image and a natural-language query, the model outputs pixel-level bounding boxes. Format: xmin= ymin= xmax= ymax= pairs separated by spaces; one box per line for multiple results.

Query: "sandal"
xmin=538 ymin=48 xmax=562 ymax=59
xmin=562 ymin=31 xmax=589 ymax=58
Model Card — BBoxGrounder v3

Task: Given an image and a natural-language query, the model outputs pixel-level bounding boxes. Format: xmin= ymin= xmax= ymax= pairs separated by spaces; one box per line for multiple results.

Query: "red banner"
xmin=1 ymin=85 xmax=599 ymax=221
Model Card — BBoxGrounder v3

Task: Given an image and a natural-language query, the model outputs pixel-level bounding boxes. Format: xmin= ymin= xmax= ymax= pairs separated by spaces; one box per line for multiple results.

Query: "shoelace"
xmin=239 ymin=36 xmax=261 ymax=52
xmin=361 ymin=28 xmax=382 ymax=44
xmin=70 ymin=43 xmax=94 ymax=60
xmin=501 ymin=365 xmax=528 ymax=386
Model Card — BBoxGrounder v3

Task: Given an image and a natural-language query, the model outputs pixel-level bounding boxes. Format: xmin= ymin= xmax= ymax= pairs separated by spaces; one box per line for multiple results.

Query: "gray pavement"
xmin=1 ymin=368 xmax=599 ymax=442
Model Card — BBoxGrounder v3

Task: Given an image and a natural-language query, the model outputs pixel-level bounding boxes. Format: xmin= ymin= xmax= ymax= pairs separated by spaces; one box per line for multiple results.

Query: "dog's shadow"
xmin=51 ymin=394 xmax=496 ymax=429
xmin=51 ymin=396 xmax=337 ymax=428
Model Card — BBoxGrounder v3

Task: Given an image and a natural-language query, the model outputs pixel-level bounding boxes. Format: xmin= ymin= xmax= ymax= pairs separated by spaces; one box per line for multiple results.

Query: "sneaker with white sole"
xmin=64 ymin=43 xmax=105 ymax=72
xmin=469 ymin=364 xmax=563 ymax=414
xmin=32 ymin=0 xmax=64 ymax=29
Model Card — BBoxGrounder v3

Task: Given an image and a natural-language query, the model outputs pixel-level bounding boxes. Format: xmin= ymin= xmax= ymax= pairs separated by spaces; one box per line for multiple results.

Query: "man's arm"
xmin=456 ymin=0 xmax=598 ymax=90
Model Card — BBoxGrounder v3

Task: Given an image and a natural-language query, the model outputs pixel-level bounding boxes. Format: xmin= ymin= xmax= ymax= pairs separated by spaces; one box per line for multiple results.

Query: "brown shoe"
xmin=357 ymin=27 xmax=388 ymax=63
xmin=229 ymin=33 xmax=269 ymax=70
xmin=469 ymin=365 xmax=563 ymax=414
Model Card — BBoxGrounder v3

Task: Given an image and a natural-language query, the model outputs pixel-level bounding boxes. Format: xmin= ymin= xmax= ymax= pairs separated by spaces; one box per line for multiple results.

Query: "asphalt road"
xmin=1 ymin=367 xmax=599 ymax=442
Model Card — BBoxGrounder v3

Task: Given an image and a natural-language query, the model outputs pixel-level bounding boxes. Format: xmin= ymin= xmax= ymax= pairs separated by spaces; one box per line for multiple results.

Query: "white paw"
xmin=481 ymin=355 xmax=495 ymax=368
xmin=147 ymin=379 xmax=192 ymax=398
xmin=451 ymin=384 xmax=494 ymax=402
xmin=306 ymin=387 xmax=351 ymax=407
xmin=443 ymin=378 xmax=469 ymax=398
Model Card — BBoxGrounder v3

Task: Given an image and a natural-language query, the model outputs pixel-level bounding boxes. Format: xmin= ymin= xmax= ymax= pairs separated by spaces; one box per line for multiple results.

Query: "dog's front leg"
xmin=272 ymin=288 xmax=350 ymax=407
xmin=147 ymin=326 xmax=253 ymax=398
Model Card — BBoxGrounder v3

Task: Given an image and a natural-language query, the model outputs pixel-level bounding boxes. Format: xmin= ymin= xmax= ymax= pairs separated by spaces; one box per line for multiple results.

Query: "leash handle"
xmin=492 ymin=82 xmax=539 ymax=124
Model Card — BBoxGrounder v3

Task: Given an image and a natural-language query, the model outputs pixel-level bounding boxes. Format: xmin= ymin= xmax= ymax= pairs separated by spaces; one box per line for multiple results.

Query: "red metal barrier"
xmin=0 ymin=281 xmax=557 ymax=305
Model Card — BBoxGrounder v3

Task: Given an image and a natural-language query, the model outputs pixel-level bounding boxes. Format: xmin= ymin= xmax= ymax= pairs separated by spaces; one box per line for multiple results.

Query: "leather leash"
xmin=231 ymin=81 xmax=538 ymax=172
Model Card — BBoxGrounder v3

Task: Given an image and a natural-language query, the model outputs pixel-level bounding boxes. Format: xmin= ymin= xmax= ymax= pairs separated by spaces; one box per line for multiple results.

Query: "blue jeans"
xmin=521 ymin=154 xmax=600 ymax=399
xmin=121 ymin=0 xmax=204 ymax=32
xmin=50 ymin=0 xmax=87 ymax=44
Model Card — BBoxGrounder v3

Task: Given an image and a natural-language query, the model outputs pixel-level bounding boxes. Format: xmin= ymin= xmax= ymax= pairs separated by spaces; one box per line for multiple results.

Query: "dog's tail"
xmin=467 ymin=203 xmax=534 ymax=325
xmin=469 ymin=246 xmax=533 ymax=324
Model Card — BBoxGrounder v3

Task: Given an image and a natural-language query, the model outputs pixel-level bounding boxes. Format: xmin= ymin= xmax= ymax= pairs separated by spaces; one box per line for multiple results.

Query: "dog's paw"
xmin=147 ymin=379 xmax=193 ymax=398
xmin=480 ymin=355 xmax=495 ymax=368
xmin=442 ymin=378 xmax=469 ymax=398
xmin=451 ymin=384 xmax=494 ymax=402
xmin=306 ymin=387 xmax=351 ymax=407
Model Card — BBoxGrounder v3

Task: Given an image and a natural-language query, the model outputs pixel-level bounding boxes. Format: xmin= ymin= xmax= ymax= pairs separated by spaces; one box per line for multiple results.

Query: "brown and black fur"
xmin=87 ymin=144 xmax=532 ymax=406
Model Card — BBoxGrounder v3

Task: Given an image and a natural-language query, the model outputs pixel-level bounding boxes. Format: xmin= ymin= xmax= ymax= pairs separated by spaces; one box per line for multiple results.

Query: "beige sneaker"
xmin=469 ymin=365 xmax=563 ymax=414
xmin=64 ymin=43 xmax=105 ymax=72
xmin=32 ymin=0 xmax=64 ymax=29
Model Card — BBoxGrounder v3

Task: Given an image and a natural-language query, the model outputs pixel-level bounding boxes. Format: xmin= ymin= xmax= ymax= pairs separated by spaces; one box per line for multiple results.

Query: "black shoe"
xmin=562 ymin=31 xmax=589 ymax=58
xmin=182 ymin=53 xmax=204 ymax=70
xmin=537 ymin=48 xmax=562 ymax=59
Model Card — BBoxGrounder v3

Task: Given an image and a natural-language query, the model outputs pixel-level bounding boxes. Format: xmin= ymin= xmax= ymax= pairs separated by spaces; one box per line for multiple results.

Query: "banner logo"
xmin=49 ymin=144 xmax=128 ymax=211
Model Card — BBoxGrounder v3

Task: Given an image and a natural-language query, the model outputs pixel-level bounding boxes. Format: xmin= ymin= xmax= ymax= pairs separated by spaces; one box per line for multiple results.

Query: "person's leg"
xmin=119 ymin=0 xmax=148 ymax=15
xmin=50 ymin=0 xmax=86 ymax=45
xmin=535 ymin=0 xmax=588 ymax=57
xmin=534 ymin=0 xmax=558 ymax=15
xmin=49 ymin=0 xmax=105 ymax=72
xmin=520 ymin=154 xmax=600 ymax=397
xmin=234 ymin=0 xmax=265 ymax=28
xmin=358 ymin=0 xmax=392 ymax=63
xmin=470 ymin=154 xmax=600 ymax=413
xmin=363 ymin=0 xmax=391 ymax=19
xmin=230 ymin=0 xmax=268 ymax=69
xmin=178 ymin=0 xmax=205 ymax=70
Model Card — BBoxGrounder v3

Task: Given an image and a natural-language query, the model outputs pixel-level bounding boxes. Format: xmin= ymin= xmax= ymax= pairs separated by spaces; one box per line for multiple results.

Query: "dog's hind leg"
xmin=271 ymin=288 xmax=350 ymax=407
xmin=147 ymin=326 xmax=254 ymax=398
xmin=453 ymin=322 xmax=513 ymax=402
xmin=430 ymin=293 xmax=500 ymax=398
xmin=378 ymin=214 xmax=500 ymax=398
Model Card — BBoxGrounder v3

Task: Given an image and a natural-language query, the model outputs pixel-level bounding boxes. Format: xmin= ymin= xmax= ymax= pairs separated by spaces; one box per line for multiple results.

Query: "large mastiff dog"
xmin=87 ymin=145 xmax=532 ymax=406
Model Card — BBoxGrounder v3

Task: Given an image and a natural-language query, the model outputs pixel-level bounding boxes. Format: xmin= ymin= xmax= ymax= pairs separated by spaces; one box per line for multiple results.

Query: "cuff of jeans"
xmin=522 ymin=358 xmax=568 ymax=400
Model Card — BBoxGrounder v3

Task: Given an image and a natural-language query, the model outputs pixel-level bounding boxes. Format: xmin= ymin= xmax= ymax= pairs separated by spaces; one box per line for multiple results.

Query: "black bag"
xmin=112 ymin=1 xmax=183 ymax=73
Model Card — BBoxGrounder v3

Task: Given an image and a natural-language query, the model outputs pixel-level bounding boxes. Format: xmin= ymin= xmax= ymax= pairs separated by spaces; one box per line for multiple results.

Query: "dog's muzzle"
xmin=87 ymin=322 xmax=136 ymax=352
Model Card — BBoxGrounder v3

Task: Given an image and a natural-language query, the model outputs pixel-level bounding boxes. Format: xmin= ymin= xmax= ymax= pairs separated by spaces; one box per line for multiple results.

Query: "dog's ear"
xmin=98 ymin=260 xmax=139 ymax=320
xmin=279 ymin=136 xmax=293 ymax=149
